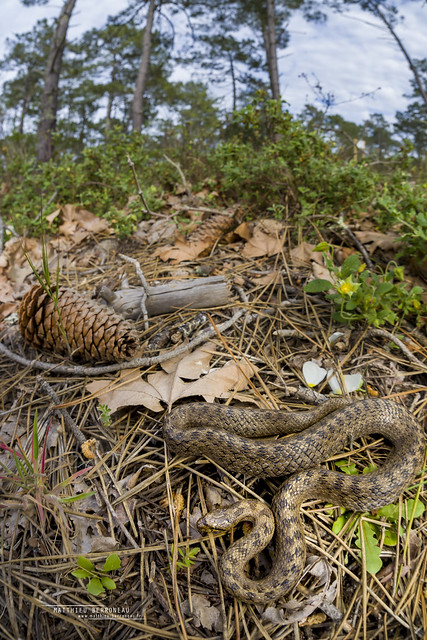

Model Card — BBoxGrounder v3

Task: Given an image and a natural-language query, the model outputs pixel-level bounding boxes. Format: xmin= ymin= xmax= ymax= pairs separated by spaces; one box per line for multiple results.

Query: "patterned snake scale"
xmin=163 ymin=398 xmax=426 ymax=604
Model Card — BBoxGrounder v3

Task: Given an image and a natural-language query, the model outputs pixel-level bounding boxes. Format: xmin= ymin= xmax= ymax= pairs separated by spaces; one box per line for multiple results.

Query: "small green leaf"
xmin=59 ymin=491 xmax=95 ymax=504
xmin=304 ymin=279 xmax=332 ymax=293
xmin=332 ymin=514 xmax=348 ymax=535
xmin=356 ymin=521 xmax=382 ymax=575
xmin=335 ymin=459 xmax=358 ymax=475
xmin=340 ymin=254 xmax=361 ymax=278
xmin=375 ymin=282 xmax=394 ymax=295
xmin=87 ymin=577 xmax=105 ymax=596
xmin=77 ymin=556 xmax=95 ymax=572
xmin=376 ymin=503 xmax=399 ymax=522
xmin=313 ymin=241 xmax=330 ymax=252
xmin=71 ymin=568 xmax=92 ymax=579
xmin=383 ymin=529 xmax=397 ymax=546
xmin=100 ymin=576 xmax=117 ymax=590
xmin=103 ymin=553 xmax=121 ymax=572
xmin=362 ymin=463 xmax=378 ymax=475
xmin=405 ymin=499 xmax=425 ymax=520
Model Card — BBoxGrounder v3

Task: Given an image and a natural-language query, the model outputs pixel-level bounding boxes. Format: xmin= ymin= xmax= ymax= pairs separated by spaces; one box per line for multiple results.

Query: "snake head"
xmin=197 ymin=500 xmax=263 ymax=534
xmin=197 ymin=511 xmax=231 ymax=533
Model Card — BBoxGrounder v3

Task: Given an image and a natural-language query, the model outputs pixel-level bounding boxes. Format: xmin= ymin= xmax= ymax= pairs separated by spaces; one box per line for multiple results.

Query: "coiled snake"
xmin=163 ymin=398 xmax=425 ymax=604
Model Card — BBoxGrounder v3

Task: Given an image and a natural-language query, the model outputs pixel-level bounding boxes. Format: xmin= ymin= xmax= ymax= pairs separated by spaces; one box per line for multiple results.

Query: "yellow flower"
xmin=339 ymin=281 xmax=353 ymax=295
xmin=337 ymin=276 xmax=360 ymax=297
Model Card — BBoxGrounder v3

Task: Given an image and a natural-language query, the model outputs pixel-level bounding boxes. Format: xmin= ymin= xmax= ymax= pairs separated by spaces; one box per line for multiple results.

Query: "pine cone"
xmin=18 ymin=284 xmax=140 ymax=362
xmin=186 ymin=205 xmax=241 ymax=251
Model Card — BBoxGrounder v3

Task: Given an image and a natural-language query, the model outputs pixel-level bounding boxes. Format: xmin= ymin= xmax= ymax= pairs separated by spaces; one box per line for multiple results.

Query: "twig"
xmin=367 ymin=328 xmax=427 ymax=371
xmin=340 ymin=221 xmax=374 ymax=270
xmin=0 ymin=308 xmax=247 ymax=376
xmin=163 ymin=154 xmax=192 ymax=196
xmin=126 ymin=152 xmax=166 ymax=219
xmin=96 ymin=484 xmax=139 ymax=549
xmin=41 ymin=190 xmax=58 ymax=216
xmin=172 ymin=204 xmax=236 ymax=217
xmin=36 ymin=376 xmax=87 ymax=446
xmin=0 ymin=216 xmax=4 ymax=254
xmin=119 ymin=253 xmax=150 ymax=330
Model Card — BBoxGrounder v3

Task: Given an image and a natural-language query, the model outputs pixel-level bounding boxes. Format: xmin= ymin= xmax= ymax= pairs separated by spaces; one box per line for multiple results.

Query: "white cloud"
xmin=283 ymin=3 xmax=427 ymax=122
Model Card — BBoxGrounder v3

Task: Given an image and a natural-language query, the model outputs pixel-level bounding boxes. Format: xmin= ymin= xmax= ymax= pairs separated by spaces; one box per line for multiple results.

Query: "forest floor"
xmin=0 ymin=190 xmax=426 ymax=640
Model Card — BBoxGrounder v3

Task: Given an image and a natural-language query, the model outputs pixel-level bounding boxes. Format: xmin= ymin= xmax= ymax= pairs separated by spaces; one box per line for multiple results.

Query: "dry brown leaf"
xmin=154 ymin=238 xmax=211 ymax=263
xmin=242 ymin=229 xmax=284 ymax=258
xmin=0 ymin=302 xmax=17 ymax=320
xmin=250 ymin=270 xmax=280 ymax=285
xmin=354 ymin=230 xmax=400 ymax=254
xmin=0 ymin=276 xmax=15 ymax=303
xmin=290 ymin=242 xmax=323 ymax=266
xmin=135 ymin=218 xmax=176 ymax=245
xmin=86 ymin=368 xmax=163 ymax=413
xmin=311 ymin=261 xmax=335 ymax=283
xmin=45 ymin=208 xmax=61 ymax=225
xmin=182 ymin=594 xmax=222 ymax=632
xmin=0 ymin=237 xmax=57 ymax=285
xmin=233 ymin=221 xmax=252 ymax=241
xmin=87 ymin=342 xmax=257 ymax=412
xmin=58 ymin=203 xmax=111 ymax=244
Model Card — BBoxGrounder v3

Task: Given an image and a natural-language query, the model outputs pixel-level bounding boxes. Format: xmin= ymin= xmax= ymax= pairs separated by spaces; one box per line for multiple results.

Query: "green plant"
xmin=332 ymin=459 xmax=425 ymax=575
xmin=0 ymin=412 xmax=93 ymax=527
xmin=71 ymin=553 xmax=121 ymax=596
xmin=170 ymin=544 xmax=200 ymax=570
xmin=97 ymin=404 xmax=112 ymax=427
xmin=304 ymin=243 xmax=424 ymax=327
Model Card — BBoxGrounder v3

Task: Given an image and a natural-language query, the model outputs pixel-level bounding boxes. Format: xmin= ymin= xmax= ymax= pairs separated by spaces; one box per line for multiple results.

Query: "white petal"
xmin=328 ymin=332 xmax=344 ymax=345
xmin=303 ymin=361 xmax=327 ymax=388
xmin=328 ymin=370 xmax=363 ymax=394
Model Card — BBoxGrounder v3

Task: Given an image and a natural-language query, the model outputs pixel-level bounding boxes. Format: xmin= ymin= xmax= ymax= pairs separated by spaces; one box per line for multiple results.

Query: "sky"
xmin=0 ymin=0 xmax=425 ymax=125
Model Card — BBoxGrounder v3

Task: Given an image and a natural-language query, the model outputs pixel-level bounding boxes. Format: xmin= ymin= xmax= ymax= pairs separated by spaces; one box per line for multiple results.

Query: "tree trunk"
xmin=228 ymin=52 xmax=237 ymax=112
xmin=105 ymin=63 xmax=118 ymax=135
xmin=264 ymin=0 xmax=281 ymax=101
xmin=131 ymin=0 xmax=156 ymax=133
xmin=36 ymin=0 xmax=77 ymax=162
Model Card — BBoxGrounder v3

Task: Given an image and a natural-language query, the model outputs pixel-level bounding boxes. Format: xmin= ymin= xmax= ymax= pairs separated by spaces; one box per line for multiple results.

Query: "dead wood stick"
xmin=163 ymin=154 xmax=192 ymax=196
xmin=98 ymin=275 xmax=232 ymax=319
xmin=37 ymin=376 xmax=87 ymax=446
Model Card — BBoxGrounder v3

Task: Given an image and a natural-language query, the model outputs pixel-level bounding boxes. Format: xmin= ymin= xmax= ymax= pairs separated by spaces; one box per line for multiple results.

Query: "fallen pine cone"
xmin=18 ymin=284 xmax=141 ymax=362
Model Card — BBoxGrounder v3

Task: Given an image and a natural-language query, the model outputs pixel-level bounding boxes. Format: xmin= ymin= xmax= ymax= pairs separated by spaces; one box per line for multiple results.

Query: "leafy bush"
xmin=0 ymin=128 xmax=167 ymax=235
xmin=0 ymin=97 xmax=426 ymax=266
xmin=213 ymin=96 xmax=377 ymax=216
xmin=213 ymin=96 xmax=427 ymax=264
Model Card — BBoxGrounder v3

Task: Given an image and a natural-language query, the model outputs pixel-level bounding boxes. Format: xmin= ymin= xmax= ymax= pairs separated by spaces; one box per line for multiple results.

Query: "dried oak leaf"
xmin=354 ymin=230 xmax=401 ymax=254
xmin=86 ymin=341 xmax=258 ymax=412
xmin=182 ymin=594 xmax=222 ymax=632
xmin=236 ymin=220 xmax=285 ymax=258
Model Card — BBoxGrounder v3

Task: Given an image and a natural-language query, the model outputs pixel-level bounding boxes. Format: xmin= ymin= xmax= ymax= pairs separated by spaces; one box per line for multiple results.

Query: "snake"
xmin=163 ymin=398 xmax=426 ymax=604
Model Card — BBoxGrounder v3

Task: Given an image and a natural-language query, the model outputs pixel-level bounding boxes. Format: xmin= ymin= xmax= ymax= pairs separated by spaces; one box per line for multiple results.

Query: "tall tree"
xmin=394 ymin=59 xmax=427 ymax=159
xmin=191 ymin=1 xmax=325 ymax=105
xmin=36 ymin=0 xmax=77 ymax=161
xmin=131 ymin=0 xmax=157 ymax=132
xmin=265 ymin=0 xmax=280 ymax=100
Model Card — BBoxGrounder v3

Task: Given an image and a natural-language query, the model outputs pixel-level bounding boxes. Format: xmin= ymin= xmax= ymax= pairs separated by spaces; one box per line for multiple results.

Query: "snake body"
xmin=163 ymin=398 xmax=425 ymax=603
